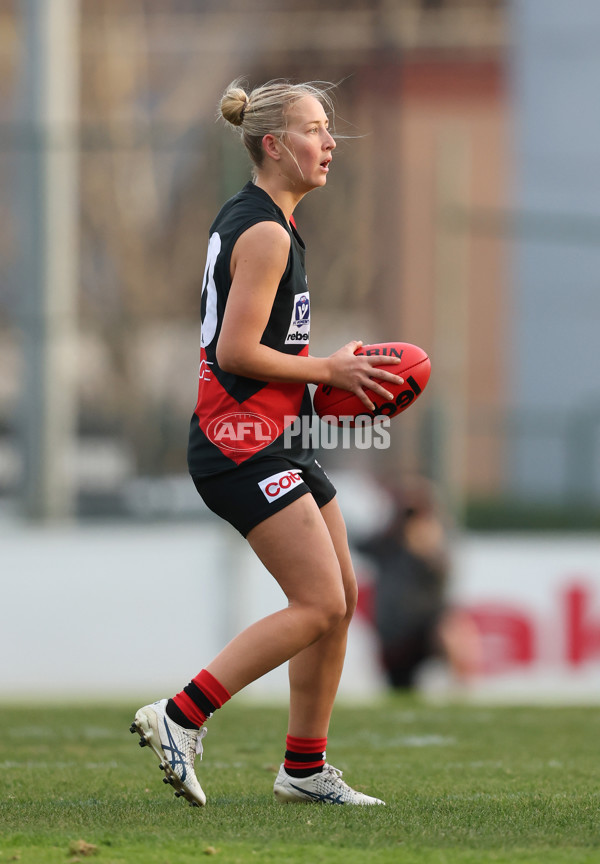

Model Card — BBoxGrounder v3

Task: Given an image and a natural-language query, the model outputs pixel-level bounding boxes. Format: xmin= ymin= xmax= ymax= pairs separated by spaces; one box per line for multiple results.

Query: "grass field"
xmin=1 ymin=695 xmax=599 ymax=863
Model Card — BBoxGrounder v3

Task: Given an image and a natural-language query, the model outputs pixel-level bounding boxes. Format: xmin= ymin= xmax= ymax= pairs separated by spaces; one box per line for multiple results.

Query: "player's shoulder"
xmin=215 ymin=182 xmax=292 ymax=265
xmin=221 ymin=181 xmax=281 ymax=220
xmin=233 ymin=220 xmax=291 ymax=269
xmin=239 ymin=219 xmax=290 ymax=245
xmin=217 ymin=184 xmax=289 ymax=237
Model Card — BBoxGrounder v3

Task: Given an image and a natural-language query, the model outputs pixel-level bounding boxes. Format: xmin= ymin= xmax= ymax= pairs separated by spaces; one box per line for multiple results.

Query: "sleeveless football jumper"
xmin=188 ymin=181 xmax=315 ymax=477
xmin=188 ymin=183 xmax=335 ymax=535
xmin=186 ymin=182 xmax=336 ymax=537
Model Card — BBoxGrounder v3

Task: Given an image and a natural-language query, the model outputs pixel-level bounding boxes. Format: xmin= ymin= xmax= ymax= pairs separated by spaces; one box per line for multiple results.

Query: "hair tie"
xmin=240 ymin=101 xmax=247 ymax=123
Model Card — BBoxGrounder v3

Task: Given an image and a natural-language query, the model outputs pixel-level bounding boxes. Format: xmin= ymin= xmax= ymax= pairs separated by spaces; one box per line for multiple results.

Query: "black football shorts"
xmin=192 ymin=456 xmax=336 ymax=537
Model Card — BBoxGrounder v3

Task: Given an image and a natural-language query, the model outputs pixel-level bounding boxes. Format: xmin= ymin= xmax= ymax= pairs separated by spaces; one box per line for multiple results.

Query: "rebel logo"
xmin=206 ymin=412 xmax=279 ymax=453
xmin=258 ymin=468 xmax=304 ymax=501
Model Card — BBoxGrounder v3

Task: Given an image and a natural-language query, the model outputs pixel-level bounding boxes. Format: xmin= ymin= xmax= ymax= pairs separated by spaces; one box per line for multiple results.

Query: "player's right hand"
xmin=326 ymin=340 xmax=404 ymax=411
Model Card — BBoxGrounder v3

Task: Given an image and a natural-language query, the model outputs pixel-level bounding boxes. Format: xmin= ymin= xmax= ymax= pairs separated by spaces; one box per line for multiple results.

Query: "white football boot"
xmin=130 ymin=698 xmax=207 ymax=806
xmin=273 ymin=762 xmax=385 ymax=805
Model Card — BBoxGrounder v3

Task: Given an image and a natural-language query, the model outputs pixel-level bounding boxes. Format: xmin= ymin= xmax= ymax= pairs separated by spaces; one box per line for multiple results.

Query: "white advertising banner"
xmin=2 ymin=518 xmax=600 ymax=702
xmin=451 ymin=534 xmax=600 ymax=700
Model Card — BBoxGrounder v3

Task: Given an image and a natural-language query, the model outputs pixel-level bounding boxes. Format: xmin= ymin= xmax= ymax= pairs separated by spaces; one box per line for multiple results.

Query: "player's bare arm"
xmin=217 ymin=223 xmax=404 ymax=409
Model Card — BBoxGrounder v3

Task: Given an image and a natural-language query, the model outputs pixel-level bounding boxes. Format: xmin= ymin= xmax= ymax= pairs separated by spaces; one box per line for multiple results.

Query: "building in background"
xmin=510 ymin=0 xmax=600 ymax=511
xmin=1 ymin=0 xmax=600 ymax=528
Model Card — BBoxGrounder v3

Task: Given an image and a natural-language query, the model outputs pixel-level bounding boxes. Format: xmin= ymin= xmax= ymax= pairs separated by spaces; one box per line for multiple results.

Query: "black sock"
xmin=165 ymin=698 xmax=198 ymax=729
xmin=285 ymin=763 xmax=325 ymax=778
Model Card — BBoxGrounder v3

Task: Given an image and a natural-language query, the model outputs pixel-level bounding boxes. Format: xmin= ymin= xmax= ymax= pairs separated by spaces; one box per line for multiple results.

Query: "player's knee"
xmin=315 ymin=593 xmax=347 ymax=634
xmin=344 ymin=577 xmax=358 ymax=619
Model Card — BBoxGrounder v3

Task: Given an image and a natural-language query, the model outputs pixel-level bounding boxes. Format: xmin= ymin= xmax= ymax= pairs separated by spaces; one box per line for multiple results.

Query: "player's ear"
xmin=262 ymin=133 xmax=282 ymax=161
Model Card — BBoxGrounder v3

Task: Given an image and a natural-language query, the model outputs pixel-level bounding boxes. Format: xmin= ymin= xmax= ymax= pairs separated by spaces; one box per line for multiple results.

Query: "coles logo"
xmin=206 ymin=412 xmax=279 ymax=453
xmin=258 ymin=468 xmax=304 ymax=502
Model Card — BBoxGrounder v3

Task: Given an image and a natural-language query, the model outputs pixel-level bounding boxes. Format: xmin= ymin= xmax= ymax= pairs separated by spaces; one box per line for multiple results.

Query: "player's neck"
xmin=253 ymin=176 xmax=306 ymax=225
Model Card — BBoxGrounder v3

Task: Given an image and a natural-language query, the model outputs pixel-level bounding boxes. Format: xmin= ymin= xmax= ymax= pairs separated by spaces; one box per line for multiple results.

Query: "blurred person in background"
xmin=357 ymin=476 xmax=482 ymax=690
xmin=130 ymin=78 xmax=404 ymax=808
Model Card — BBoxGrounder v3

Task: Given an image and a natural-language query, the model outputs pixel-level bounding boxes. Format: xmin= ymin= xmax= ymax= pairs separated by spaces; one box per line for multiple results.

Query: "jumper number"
xmin=200 ymin=232 xmax=221 ymax=349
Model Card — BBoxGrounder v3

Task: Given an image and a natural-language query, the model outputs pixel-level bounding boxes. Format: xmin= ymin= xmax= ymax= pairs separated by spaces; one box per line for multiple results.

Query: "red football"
xmin=313 ymin=342 xmax=431 ymax=426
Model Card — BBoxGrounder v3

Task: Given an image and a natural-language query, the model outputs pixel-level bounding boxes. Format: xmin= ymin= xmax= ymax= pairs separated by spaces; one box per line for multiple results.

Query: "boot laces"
xmin=195 ymin=725 xmax=207 ymax=759
xmin=322 ymin=763 xmax=346 ymax=786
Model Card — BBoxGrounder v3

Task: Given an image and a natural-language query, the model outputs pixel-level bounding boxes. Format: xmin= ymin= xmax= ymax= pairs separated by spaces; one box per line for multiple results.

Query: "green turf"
xmin=1 ymin=696 xmax=599 ymax=863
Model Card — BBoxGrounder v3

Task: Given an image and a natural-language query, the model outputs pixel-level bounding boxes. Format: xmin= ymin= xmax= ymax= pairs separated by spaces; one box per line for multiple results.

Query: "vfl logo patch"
xmin=258 ymin=469 xmax=304 ymax=502
xmin=285 ymin=292 xmax=310 ymax=344
xmin=294 ymin=294 xmax=309 ymax=325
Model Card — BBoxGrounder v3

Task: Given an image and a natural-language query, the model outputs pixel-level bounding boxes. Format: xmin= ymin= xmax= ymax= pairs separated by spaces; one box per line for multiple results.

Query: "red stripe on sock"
xmin=192 ymin=669 xmax=232 ymax=709
xmin=286 ymin=735 xmax=327 ymax=754
xmin=284 ymin=758 xmax=327 ymax=771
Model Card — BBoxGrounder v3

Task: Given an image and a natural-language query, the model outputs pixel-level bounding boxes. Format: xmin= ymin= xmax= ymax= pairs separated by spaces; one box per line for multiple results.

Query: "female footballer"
xmin=130 ymin=79 xmax=403 ymax=806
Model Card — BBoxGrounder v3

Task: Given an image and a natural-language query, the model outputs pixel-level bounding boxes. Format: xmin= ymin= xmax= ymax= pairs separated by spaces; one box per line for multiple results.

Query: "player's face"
xmin=281 ymin=95 xmax=336 ymax=190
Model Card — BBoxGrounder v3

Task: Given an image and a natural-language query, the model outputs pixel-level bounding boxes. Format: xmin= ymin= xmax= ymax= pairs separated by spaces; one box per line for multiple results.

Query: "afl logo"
xmin=206 ymin=412 xmax=279 ymax=453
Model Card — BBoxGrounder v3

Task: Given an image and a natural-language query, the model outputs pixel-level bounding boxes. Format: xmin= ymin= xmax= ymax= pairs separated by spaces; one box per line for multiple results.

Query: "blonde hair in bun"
xmin=219 ymin=78 xmax=336 ymax=172
xmin=220 ymin=83 xmax=249 ymax=128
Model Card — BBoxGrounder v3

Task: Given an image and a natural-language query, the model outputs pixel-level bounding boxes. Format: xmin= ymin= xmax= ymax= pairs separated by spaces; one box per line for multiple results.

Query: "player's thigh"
xmin=247 ymin=492 xmax=346 ymax=613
